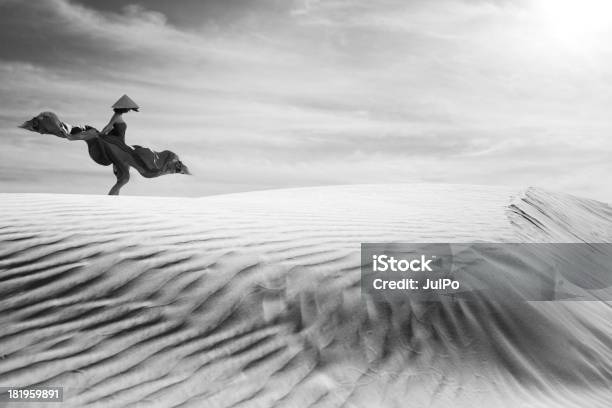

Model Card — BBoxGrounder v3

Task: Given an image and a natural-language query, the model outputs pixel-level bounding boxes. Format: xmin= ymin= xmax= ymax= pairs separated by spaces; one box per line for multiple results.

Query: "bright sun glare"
xmin=535 ymin=0 xmax=612 ymax=47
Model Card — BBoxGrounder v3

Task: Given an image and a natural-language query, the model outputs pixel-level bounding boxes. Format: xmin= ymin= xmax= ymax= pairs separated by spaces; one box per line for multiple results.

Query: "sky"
xmin=1 ymin=0 xmax=612 ymax=200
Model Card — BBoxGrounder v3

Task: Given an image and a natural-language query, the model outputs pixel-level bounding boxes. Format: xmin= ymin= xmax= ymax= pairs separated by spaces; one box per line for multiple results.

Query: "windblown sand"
xmin=1 ymin=185 xmax=611 ymax=407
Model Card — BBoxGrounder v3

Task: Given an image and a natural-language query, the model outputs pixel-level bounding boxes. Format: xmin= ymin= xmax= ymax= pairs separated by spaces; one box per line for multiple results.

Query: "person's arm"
xmin=101 ymin=114 xmax=118 ymax=135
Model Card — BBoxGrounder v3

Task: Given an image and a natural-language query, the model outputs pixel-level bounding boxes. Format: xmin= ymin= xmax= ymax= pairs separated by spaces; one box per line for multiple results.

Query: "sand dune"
xmin=1 ymin=184 xmax=612 ymax=407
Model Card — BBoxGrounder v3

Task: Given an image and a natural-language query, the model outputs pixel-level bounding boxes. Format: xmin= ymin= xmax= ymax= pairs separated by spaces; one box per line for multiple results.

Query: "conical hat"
xmin=112 ymin=94 xmax=139 ymax=111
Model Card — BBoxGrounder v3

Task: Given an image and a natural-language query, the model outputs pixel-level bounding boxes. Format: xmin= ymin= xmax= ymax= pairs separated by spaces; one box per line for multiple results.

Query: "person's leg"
xmin=108 ymin=163 xmax=130 ymax=195
xmin=105 ymin=143 xmax=153 ymax=177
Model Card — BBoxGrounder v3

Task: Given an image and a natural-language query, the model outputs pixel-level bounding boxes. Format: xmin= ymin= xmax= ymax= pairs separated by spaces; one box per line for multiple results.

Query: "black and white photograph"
xmin=2 ymin=0 xmax=612 ymax=407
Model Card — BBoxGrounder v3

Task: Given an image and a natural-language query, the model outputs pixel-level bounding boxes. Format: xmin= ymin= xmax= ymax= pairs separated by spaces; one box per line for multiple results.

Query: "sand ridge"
xmin=0 ymin=185 xmax=611 ymax=407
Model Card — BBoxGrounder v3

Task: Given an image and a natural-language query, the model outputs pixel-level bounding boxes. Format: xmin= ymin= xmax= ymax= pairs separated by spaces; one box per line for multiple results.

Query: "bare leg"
xmin=108 ymin=163 xmax=130 ymax=195
xmin=104 ymin=143 xmax=154 ymax=177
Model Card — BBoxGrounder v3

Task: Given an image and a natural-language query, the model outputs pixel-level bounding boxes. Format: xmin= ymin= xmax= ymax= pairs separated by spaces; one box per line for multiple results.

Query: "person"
xmin=101 ymin=95 xmax=140 ymax=194
xmin=19 ymin=95 xmax=190 ymax=195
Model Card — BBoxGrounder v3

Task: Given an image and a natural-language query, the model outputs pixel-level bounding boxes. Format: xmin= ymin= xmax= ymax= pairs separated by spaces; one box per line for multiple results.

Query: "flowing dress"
xmin=79 ymin=122 xmax=181 ymax=177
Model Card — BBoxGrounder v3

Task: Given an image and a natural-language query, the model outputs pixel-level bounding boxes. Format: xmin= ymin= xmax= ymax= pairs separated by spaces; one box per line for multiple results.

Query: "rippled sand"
xmin=1 ymin=185 xmax=611 ymax=407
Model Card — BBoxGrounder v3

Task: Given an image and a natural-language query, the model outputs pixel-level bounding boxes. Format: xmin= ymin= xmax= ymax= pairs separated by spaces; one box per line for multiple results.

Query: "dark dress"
xmin=84 ymin=121 xmax=182 ymax=177
xmin=85 ymin=122 xmax=131 ymax=167
xmin=24 ymin=111 xmax=185 ymax=178
xmin=84 ymin=130 xmax=112 ymax=166
xmin=108 ymin=121 xmax=127 ymax=143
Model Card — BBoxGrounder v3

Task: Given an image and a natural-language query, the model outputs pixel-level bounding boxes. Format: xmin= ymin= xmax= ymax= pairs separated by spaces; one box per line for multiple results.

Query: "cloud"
xmin=1 ymin=0 xmax=612 ymax=201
